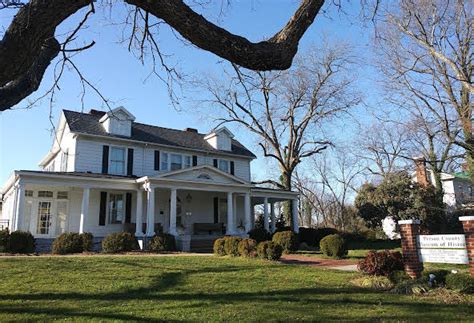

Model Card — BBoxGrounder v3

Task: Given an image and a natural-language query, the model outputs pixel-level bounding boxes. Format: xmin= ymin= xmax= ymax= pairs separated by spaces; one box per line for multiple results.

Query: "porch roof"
xmin=250 ymin=186 xmax=298 ymax=203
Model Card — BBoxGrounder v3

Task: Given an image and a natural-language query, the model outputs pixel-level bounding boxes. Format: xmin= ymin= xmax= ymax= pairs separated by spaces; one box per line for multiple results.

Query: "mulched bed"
xmin=280 ymin=254 xmax=357 ymax=267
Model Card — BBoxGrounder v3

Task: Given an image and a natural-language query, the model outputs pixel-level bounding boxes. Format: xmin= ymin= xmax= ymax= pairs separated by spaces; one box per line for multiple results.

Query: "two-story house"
xmin=0 ymin=107 xmax=298 ymax=251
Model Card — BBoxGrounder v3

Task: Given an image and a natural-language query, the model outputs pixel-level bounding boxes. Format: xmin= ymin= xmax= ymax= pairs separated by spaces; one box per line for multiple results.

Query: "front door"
xmin=36 ymin=201 xmax=55 ymax=237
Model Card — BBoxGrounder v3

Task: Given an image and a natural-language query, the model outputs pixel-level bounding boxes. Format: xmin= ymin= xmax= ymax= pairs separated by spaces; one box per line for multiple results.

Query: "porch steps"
xmin=190 ymin=238 xmax=217 ymax=253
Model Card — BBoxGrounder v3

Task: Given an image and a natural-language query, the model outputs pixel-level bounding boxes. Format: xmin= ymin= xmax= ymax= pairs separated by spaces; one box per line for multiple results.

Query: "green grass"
xmin=0 ymin=255 xmax=472 ymax=321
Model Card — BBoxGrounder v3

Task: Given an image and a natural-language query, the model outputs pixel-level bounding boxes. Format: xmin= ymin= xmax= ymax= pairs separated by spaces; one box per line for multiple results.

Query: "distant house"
xmin=0 ymin=107 xmax=298 ymax=251
xmin=411 ymin=157 xmax=473 ymax=210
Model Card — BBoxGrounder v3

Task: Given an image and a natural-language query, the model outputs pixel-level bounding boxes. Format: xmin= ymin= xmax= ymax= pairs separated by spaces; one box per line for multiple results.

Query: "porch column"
xmin=13 ymin=181 xmax=25 ymax=231
xmin=244 ymin=192 xmax=252 ymax=233
xmin=169 ymin=188 xmax=177 ymax=236
xmin=146 ymin=185 xmax=156 ymax=236
xmin=135 ymin=189 xmax=144 ymax=236
xmin=263 ymin=197 xmax=269 ymax=231
xmin=270 ymin=202 xmax=276 ymax=233
xmin=79 ymin=187 xmax=90 ymax=234
xmin=292 ymin=198 xmax=299 ymax=233
xmin=226 ymin=192 xmax=235 ymax=235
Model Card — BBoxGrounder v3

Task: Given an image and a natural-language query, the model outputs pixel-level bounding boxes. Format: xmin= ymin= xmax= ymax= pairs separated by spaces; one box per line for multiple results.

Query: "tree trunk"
xmin=280 ymin=169 xmax=297 ymax=231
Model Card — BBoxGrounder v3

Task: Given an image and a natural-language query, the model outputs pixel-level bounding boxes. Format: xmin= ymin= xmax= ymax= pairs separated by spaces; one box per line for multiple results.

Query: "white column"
xmin=244 ymin=192 xmax=252 ymax=233
xmin=14 ymin=182 xmax=25 ymax=231
xmin=270 ymin=202 xmax=276 ymax=233
xmin=135 ymin=190 xmax=144 ymax=236
xmin=169 ymin=188 xmax=177 ymax=236
xmin=292 ymin=198 xmax=299 ymax=233
xmin=146 ymin=186 xmax=155 ymax=236
xmin=263 ymin=197 xmax=269 ymax=231
xmin=79 ymin=187 xmax=90 ymax=234
xmin=226 ymin=192 xmax=234 ymax=235
xmin=233 ymin=194 xmax=238 ymax=228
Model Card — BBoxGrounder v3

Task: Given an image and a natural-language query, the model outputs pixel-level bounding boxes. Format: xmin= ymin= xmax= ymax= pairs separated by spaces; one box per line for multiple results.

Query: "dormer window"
xmin=99 ymin=106 xmax=135 ymax=137
xmin=204 ymin=127 xmax=234 ymax=151
xmin=110 ymin=147 xmax=126 ymax=175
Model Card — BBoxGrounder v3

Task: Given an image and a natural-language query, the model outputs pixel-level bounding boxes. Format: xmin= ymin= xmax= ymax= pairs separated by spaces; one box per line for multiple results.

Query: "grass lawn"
xmin=0 ymin=255 xmax=472 ymax=321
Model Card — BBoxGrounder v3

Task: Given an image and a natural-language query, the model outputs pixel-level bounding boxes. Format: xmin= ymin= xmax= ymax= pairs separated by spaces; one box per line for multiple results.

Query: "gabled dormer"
xmin=99 ymin=106 xmax=135 ymax=137
xmin=204 ymin=127 xmax=234 ymax=151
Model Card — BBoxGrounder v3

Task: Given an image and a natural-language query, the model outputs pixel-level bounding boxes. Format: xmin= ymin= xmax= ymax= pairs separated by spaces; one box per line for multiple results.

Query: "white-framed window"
xmin=25 ymin=190 xmax=33 ymax=197
xmin=37 ymin=201 xmax=52 ymax=234
xmin=184 ymin=155 xmax=192 ymax=168
xmin=110 ymin=147 xmax=126 ymax=175
xmin=170 ymin=154 xmax=183 ymax=171
xmin=108 ymin=193 xmax=124 ymax=224
xmin=60 ymin=149 xmax=69 ymax=172
xmin=218 ymin=160 xmax=229 ymax=173
xmin=57 ymin=191 xmax=69 ymax=199
xmin=161 ymin=152 xmax=169 ymax=171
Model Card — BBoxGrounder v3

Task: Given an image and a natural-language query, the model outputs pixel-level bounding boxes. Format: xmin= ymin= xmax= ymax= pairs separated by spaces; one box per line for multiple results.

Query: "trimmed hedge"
xmin=9 ymin=231 xmax=35 ymax=254
xmin=272 ymin=231 xmax=298 ymax=254
xmin=147 ymin=233 xmax=176 ymax=253
xmin=257 ymin=241 xmax=283 ymax=261
xmin=102 ymin=232 xmax=139 ymax=253
xmin=445 ymin=273 xmax=474 ymax=293
xmin=357 ymin=250 xmax=404 ymax=276
xmin=52 ymin=232 xmax=93 ymax=254
xmin=238 ymin=238 xmax=257 ymax=257
xmin=213 ymin=238 xmax=226 ymax=256
xmin=298 ymin=227 xmax=339 ymax=247
xmin=0 ymin=229 xmax=9 ymax=252
xmin=320 ymin=234 xmax=347 ymax=258
xmin=224 ymin=236 xmax=242 ymax=257
xmin=248 ymin=228 xmax=272 ymax=243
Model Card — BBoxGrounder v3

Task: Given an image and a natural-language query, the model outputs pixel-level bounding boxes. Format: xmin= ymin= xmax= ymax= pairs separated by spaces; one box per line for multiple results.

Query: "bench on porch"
xmin=193 ymin=223 xmax=225 ymax=235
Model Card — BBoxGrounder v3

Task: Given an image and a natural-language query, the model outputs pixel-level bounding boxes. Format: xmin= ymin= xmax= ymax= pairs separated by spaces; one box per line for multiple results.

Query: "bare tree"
xmin=375 ymin=0 xmax=473 ymax=180
xmin=0 ymin=0 xmax=328 ymax=111
xmin=198 ymin=44 xmax=360 ymax=230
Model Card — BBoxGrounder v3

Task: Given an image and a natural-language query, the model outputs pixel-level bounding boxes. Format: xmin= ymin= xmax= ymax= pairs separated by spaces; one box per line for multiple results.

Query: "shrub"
xmin=351 ymin=276 xmax=394 ymax=290
xmin=101 ymin=232 xmax=139 ymax=253
xmin=80 ymin=232 xmax=94 ymax=252
xmin=213 ymin=238 xmax=226 ymax=256
xmin=389 ymin=270 xmax=410 ymax=284
xmin=257 ymin=241 xmax=283 ymax=261
xmin=272 ymin=231 xmax=298 ymax=254
xmin=147 ymin=233 xmax=176 ymax=253
xmin=248 ymin=227 xmax=271 ymax=243
xmin=445 ymin=273 xmax=474 ymax=294
xmin=52 ymin=233 xmax=84 ymax=254
xmin=224 ymin=236 xmax=242 ymax=257
xmin=0 ymin=229 xmax=9 ymax=252
xmin=298 ymin=227 xmax=339 ymax=247
xmin=357 ymin=250 xmax=404 ymax=276
xmin=320 ymin=234 xmax=347 ymax=258
xmin=391 ymin=279 xmax=429 ymax=295
xmin=238 ymin=238 xmax=257 ymax=257
xmin=9 ymin=231 xmax=35 ymax=254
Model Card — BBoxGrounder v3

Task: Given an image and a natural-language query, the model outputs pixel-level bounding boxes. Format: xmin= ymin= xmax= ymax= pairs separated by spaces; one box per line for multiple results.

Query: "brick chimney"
xmin=414 ymin=157 xmax=429 ymax=187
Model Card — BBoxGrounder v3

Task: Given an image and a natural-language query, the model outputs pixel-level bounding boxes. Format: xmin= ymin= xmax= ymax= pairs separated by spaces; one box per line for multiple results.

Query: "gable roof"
xmin=158 ymin=165 xmax=249 ymax=184
xmin=63 ymin=110 xmax=256 ymax=158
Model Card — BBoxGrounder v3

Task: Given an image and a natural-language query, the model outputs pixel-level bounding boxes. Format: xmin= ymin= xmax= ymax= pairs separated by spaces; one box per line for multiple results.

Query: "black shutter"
xmin=154 ymin=150 xmax=160 ymax=170
xmin=127 ymin=148 xmax=134 ymax=176
xmin=213 ymin=159 xmax=218 ymax=168
xmin=99 ymin=192 xmax=107 ymax=226
xmin=101 ymin=146 xmax=109 ymax=174
xmin=192 ymin=155 xmax=198 ymax=167
xmin=125 ymin=192 xmax=132 ymax=223
xmin=213 ymin=197 xmax=219 ymax=223
xmin=230 ymin=161 xmax=235 ymax=175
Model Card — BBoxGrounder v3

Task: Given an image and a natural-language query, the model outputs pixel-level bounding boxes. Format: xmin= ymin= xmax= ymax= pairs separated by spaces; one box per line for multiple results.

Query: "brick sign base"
xmin=398 ymin=217 xmax=474 ymax=278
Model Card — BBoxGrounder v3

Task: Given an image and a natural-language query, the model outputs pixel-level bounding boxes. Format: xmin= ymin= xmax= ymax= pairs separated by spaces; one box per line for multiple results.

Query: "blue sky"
xmin=0 ymin=1 xmax=376 ymax=184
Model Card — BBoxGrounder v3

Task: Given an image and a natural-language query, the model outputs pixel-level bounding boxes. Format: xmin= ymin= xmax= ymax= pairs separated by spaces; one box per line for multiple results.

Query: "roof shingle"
xmin=63 ymin=110 xmax=256 ymax=158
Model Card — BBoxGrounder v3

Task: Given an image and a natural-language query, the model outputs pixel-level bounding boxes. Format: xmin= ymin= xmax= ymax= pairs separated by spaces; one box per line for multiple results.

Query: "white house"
xmin=412 ymin=157 xmax=473 ymax=210
xmin=0 ymin=107 xmax=298 ymax=251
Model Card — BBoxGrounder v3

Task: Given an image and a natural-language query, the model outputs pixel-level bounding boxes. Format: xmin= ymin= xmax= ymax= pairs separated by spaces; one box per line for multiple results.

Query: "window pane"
xmin=184 ymin=156 xmax=191 ymax=168
xmin=110 ymin=147 xmax=125 ymax=175
xmin=38 ymin=191 xmax=53 ymax=198
xmin=219 ymin=160 xmax=229 ymax=173
xmin=57 ymin=191 xmax=69 ymax=199
xmin=37 ymin=201 xmax=52 ymax=234
xmin=109 ymin=194 xmax=124 ymax=224
xmin=161 ymin=153 xmax=168 ymax=171
xmin=25 ymin=190 xmax=33 ymax=197
xmin=170 ymin=154 xmax=182 ymax=171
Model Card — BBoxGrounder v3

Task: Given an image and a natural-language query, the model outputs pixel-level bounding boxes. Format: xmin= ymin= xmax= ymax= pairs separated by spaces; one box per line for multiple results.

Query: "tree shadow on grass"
xmin=0 ymin=260 xmax=471 ymax=321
